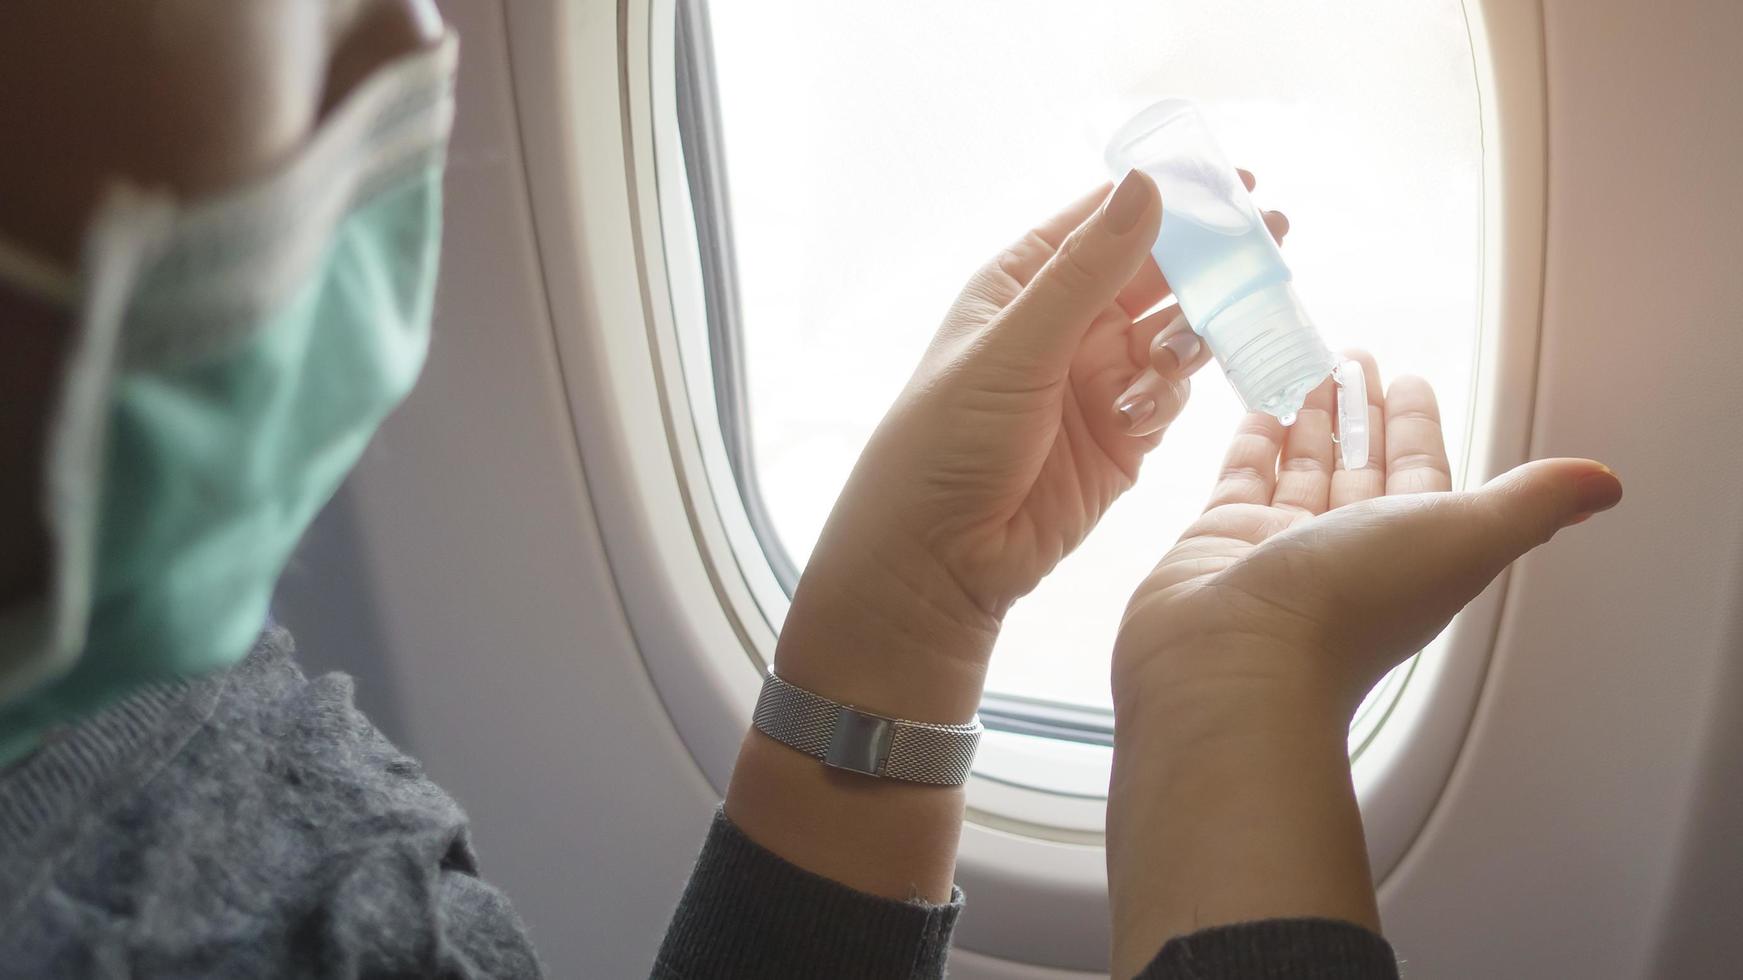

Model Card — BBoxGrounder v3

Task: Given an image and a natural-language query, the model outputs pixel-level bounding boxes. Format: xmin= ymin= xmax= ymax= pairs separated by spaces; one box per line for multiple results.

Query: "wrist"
xmin=726 ymin=537 xmax=989 ymax=904
xmin=1107 ymin=644 xmax=1379 ymax=975
xmin=774 ymin=549 xmax=997 ymax=725
xmin=1112 ymin=637 xmax=1357 ymax=751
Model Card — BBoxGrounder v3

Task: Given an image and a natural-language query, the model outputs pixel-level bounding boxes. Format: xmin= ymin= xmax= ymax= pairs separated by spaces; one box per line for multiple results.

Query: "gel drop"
xmin=1107 ymin=99 xmax=1367 ymax=469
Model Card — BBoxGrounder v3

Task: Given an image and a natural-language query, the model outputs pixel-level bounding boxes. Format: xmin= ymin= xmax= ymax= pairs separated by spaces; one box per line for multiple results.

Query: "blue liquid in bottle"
xmin=1108 ymin=100 xmax=1338 ymax=425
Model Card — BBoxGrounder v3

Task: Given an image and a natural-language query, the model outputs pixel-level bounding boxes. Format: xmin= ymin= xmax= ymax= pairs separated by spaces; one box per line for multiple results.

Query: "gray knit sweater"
xmin=0 ymin=626 xmax=1399 ymax=978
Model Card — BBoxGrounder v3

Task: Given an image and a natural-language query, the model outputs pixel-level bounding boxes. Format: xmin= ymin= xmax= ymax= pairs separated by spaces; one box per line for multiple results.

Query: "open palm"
xmin=1116 ymin=354 xmax=1461 ymax=702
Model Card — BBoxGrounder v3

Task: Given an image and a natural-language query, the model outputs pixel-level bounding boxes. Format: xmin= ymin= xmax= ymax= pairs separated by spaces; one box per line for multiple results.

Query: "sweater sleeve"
xmin=652 ymin=809 xmax=962 ymax=980
xmin=1137 ymin=918 xmax=1400 ymax=979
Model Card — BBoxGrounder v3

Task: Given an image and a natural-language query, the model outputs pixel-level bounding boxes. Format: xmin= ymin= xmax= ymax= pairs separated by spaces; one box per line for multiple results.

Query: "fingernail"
xmin=1116 ymin=394 xmax=1157 ymax=433
xmin=1114 ymin=368 xmax=1186 ymax=436
xmin=1152 ymin=327 xmax=1201 ymax=375
xmin=1574 ymin=468 xmax=1624 ymax=516
xmin=1103 ymin=170 xmax=1151 ymax=235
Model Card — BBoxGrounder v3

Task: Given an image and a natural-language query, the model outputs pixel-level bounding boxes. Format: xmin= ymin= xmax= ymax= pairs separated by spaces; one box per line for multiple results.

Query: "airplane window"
xmin=678 ymin=1 xmax=1481 ymax=764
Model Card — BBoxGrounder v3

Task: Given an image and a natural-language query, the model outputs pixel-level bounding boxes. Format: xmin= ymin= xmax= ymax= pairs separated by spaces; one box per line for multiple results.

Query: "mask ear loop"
xmin=1332 ymin=359 xmax=1369 ymax=472
xmin=0 ymin=234 xmax=77 ymax=308
xmin=0 ymin=187 xmax=173 ymax=707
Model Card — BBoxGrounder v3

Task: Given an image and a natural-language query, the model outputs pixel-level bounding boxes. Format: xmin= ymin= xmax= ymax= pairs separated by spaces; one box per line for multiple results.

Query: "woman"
xmin=0 ymin=3 xmax=1620 ymax=977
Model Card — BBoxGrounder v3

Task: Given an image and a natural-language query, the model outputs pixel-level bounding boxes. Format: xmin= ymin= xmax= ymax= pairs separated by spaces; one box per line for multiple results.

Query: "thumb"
xmin=1260 ymin=458 xmax=1622 ymax=673
xmin=1472 ymin=457 xmax=1624 ymax=551
xmin=1382 ymin=457 xmax=1624 ymax=615
xmin=1339 ymin=458 xmax=1623 ymax=618
xmin=1376 ymin=458 xmax=1623 ymax=593
xmin=989 ymin=169 xmax=1161 ymax=372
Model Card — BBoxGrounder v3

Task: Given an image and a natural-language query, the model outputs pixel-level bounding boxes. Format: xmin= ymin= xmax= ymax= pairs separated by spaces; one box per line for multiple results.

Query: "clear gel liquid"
xmin=1151 ymin=213 xmax=1291 ymax=348
xmin=1110 ymin=100 xmax=1338 ymax=422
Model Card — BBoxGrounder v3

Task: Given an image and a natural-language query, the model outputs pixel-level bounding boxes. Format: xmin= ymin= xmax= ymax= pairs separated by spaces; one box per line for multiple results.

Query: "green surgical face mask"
xmin=0 ymin=37 xmax=458 ymax=764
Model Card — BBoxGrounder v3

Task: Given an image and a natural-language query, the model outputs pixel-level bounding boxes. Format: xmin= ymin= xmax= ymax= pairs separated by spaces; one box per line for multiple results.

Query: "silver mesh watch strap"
xmin=751 ymin=671 xmax=982 ymax=786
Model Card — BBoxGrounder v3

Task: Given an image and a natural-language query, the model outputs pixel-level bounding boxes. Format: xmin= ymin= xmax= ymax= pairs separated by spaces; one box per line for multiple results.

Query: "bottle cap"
xmin=1201 ymin=282 xmax=1337 ymax=422
xmin=1333 ymin=359 xmax=1370 ymax=471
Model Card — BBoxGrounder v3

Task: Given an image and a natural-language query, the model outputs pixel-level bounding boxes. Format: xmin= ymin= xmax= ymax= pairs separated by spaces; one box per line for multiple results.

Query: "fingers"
xmin=1114 ymin=373 xmax=1191 ymax=438
xmin=1263 ymin=210 xmax=1290 ymax=242
xmin=1205 ymin=412 xmax=1287 ymax=509
xmin=1113 ymin=309 xmax=1207 ymax=436
xmin=1238 ymin=167 xmax=1289 ymax=244
xmin=1329 ymin=349 xmax=1386 ymax=509
xmin=1271 ymin=375 xmax=1337 ymax=515
xmin=989 ymin=170 xmax=1162 ymax=373
xmin=1127 ymin=304 xmax=1178 ymax=367
xmin=1149 ymin=318 xmax=1207 ymax=378
xmin=1126 ymin=306 xmax=1209 ymax=374
xmin=1384 ymin=376 xmax=1453 ymax=494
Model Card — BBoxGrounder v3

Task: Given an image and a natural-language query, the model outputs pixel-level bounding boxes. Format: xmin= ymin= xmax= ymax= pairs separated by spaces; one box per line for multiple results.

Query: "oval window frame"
xmin=505 ymin=0 xmax=1547 ymax=967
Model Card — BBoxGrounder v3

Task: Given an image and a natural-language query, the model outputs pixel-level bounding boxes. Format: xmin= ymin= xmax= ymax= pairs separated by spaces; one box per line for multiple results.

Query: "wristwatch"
xmin=751 ymin=671 xmax=983 ymax=786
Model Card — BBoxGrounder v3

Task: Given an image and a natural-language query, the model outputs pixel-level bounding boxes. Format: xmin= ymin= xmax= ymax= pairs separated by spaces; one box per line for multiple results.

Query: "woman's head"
xmin=0 ymin=0 xmax=450 ymax=758
xmin=0 ymin=0 xmax=445 ymax=601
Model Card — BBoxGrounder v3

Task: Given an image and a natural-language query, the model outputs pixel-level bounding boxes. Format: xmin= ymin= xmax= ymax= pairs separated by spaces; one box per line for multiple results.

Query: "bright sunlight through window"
xmin=705 ymin=1 xmax=1482 ymax=713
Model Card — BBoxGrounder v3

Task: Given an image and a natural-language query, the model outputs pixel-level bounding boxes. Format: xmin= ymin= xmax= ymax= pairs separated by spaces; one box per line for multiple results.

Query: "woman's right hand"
xmin=1104 ymin=362 xmax=1622 ymax=976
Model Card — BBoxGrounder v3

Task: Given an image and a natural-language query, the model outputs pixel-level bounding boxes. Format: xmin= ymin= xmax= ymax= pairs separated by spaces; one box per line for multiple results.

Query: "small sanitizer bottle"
xmin=1107 ymin=99 xmax=1367 ymax=467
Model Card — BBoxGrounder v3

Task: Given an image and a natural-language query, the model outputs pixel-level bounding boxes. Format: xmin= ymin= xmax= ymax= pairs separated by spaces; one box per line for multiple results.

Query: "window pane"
xmin=707 ymin=1 xmax=1481 ymax=710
